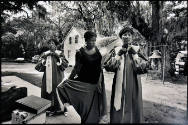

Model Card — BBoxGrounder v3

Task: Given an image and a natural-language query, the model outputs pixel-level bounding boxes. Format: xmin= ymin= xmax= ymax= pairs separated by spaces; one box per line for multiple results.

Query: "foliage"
xmin=106 ymin=1 xmax=131 ymax=21
xmin=1 ymin=1 xmax=38 ymax=12
xmin=163 ymin=1 xmax=187 ymax=42
xmin=1 ymin=1 xmax=187 ymax=68
xmin=0 ymin=1 xmax=39 ymax=25
xmin=1 ymin=1 xmax=55 ymax=59
xmin=48 ymin=1 xmax=107 ymax=31
xmin=106 ymin=1 xmax=152 ymax=40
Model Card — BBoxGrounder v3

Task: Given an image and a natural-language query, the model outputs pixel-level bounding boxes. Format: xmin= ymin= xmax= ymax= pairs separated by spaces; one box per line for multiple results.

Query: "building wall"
xmin=64 ymin=28 xmax=85 ymax=66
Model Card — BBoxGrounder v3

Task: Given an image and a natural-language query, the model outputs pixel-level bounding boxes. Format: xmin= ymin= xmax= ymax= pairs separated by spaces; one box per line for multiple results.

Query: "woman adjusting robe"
xmin=56 ymin=31 xmax=107 ymax=123
xmin=35 ymin=39 xmax=68 ymax=113
xmin=57 ymin=47 xmax=107 ymax=123
xmin=103 ymin=26 xmax=148 ymax=123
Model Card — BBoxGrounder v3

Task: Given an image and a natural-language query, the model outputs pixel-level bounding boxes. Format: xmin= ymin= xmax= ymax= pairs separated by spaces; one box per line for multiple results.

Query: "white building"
xmin=63 ymin=27 xmax=86 ymax=66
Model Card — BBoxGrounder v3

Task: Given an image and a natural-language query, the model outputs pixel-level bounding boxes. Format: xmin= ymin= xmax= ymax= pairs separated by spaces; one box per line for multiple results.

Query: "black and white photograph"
xmin=1 ymin=1 xmax=187 ymax=124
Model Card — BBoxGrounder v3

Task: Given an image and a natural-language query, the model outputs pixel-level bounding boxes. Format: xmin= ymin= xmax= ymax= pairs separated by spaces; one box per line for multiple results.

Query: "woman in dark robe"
xmin=35 ymin=39 xmax=68 ymax=115
xmin=56 ymin=31 xmax=107 ymax=123
xmin=103 ymin=26 xmax=148 ymax=123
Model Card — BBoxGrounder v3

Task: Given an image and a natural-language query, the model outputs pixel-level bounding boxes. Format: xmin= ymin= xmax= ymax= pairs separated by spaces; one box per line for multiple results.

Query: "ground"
xmin=1 ymin=62 xmax=187 ymax=124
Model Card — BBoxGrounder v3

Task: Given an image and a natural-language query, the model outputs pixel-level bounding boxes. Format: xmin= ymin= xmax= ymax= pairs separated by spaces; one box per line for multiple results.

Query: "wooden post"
xmin=146 ymin=41 xmax=149 ymax=58
xmin=162 ymin=45 xmax=166 ymax=84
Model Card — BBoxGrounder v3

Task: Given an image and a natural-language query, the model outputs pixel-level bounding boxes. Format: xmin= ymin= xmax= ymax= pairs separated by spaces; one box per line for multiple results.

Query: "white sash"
xmin=46 ymin=55 xmax=52 ymax=94
xmin=45 ymin=50 xmax=63 ymax=94
xmin=113 ymin=47 xmax=125 ymax=111
xmin=113 ymin=45 xmax=140 ymax=111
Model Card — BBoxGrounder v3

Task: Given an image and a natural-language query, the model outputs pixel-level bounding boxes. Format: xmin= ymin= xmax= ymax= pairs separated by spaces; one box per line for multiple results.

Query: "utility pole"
xmin=162 ymin=45 xmax=166 ymax=84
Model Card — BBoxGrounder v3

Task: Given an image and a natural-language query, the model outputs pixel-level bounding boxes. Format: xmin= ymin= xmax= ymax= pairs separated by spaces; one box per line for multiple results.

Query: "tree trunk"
xmin=151 ymin=1 xmax=167 ymax=79
xmin=151 ymin=1 xmax=162 ymax=50
xmin=165 ymin=49 xmax=172 ymax=77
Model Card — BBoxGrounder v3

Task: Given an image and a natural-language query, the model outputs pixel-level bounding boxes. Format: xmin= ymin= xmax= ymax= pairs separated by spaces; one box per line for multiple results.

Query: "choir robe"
xmin=35 ymin=50 xmax=68 ymax=111
xmin=104 ymin=46 xmax=147 ymax=123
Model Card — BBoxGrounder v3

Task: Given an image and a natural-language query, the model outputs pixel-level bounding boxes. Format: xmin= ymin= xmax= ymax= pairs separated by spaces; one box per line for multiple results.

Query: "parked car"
xmin=15 ymin=58 xmax=25 ymax=63
xmin=31 ymin=55 xmax=40 ymax=63
xmin=175 ymin=51 xmax=187 ymax=75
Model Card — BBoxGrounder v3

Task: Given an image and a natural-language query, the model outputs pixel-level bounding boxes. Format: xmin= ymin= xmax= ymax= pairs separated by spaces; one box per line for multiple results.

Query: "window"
xmin=68 ymin=50 xmax=71 ymax=58
xmin=38 ymin=12 xmax=45 ymax=20
xmin=75 ymin=35 xmax=79 ymax=43
xmin=69 ymin=37 xmax=72 ymax=44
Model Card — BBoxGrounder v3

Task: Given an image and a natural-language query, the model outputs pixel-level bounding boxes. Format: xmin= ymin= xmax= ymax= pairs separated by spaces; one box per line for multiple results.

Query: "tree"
xmin=130 ymin=1 xmax=152 ymax=41
xmin=106 ymin=1 xmax=152 ymax=40
xmin=162 ymin=1 xmax=187 ymax=77
xmin=43 ymin=1 xmax=109 ymax=50
xmin=151 ymin=1 xmax=164 ymax=48
xmin=45 ymin=1 xmax=78 ymax=49
xmin=1 ymin=1 xmax=56 ymax=59
xmin=1 ymin=0 xmax=40 ymax=46
xmin=0 ymin=1 xmax=39 ymax=26
xmin=51 ymin=1 xmax=106 ymax=31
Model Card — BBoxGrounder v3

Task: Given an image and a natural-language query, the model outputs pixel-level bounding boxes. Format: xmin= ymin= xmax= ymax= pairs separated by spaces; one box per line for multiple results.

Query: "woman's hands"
xmin=117 ymin=48 xmax=127 ymax=56
xmin=42 ymin=51 xmax=62 ymax=66
xmin=117 ymin=46 xmax=136 ymax=56
xmin=56 ymin=57 xmax=62 ymax=66
xmin=127 ymin=46 xmax=137 ymax=54
xmin=44 ymin=51 xmax=60 ymax=60
xmin=41 ymin=59 xmax=46 ymax=66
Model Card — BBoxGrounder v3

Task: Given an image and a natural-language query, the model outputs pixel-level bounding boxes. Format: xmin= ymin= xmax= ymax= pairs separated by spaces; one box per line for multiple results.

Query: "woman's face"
xmin=48 ymin=41 xmax=57 ymax=52
xmin=85 ymin=37 xmax=96 ymax=50
xmin=121 ymin=32 xmax=133 ymax=45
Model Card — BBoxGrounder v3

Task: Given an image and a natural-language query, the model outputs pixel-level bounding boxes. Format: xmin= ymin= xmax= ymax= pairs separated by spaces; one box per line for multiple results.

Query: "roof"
xmin=75 ymin=28 xmax=86 ymax=37
xmin=62 ymin=26 xmax=86 ymax=44
xmin=149 ymin=50 xmax=162 ymax=59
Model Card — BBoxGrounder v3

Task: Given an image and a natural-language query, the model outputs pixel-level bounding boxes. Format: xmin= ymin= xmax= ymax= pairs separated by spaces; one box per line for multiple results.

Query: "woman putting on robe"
xmin=35 ymin=39 xmax=68 ymax=116
xmin=103 ymin=26 xmax=148 ymax=123
xmin=56 ymin=31 xmax=107 ymax=123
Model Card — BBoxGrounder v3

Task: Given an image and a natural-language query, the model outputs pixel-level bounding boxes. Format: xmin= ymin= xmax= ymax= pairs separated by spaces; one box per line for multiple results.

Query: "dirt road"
xmin=1 ymin=62 xmax=187 ymax=123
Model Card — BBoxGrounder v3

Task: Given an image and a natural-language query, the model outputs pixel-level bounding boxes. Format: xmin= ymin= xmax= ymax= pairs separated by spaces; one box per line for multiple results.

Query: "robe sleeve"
xmin=132 ymin=50 xmax=148 ymax=74
xmin=35 ymin=52 xmax=46 ymax=72
xmin=103 ymin=48 xmax=121 ymax=72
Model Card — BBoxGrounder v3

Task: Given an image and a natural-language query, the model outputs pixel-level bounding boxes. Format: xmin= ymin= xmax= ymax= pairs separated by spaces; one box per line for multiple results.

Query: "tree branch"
xmin=78 ymin=3 xmax=87 ymax=21
xmin=46 ymin=16 xmax=59 ymax=28
xmin=20 ymin=8 xmax=31 ymax=19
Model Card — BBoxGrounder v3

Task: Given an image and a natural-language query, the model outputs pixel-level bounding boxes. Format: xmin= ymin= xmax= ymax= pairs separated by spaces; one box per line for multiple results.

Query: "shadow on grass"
xmin=143 ymin=100 xmax=187 ymax=123
xmin=165 ymin=76 xmax=187 ymax=84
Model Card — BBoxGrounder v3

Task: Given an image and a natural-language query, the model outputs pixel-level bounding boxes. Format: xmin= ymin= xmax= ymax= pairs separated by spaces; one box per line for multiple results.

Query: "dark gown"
xmin=74 ymin=47 xmax=102 ymax=84
xmin=57 ymin=47 xmax=107 ymax=123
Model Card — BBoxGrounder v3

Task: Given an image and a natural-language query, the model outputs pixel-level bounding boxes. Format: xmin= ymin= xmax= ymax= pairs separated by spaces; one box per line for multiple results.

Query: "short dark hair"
xmin=47 ymin=38 xmax=59 ymax=46
xmin=84 ymin=31 xmax=97 ymax=41
xmin=119 ymin=27 xmax=134 ymax=39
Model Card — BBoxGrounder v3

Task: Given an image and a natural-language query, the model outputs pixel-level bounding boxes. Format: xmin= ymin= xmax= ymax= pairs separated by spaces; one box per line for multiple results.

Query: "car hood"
xmin=175 ymin=62 xmax=185 ymax=65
